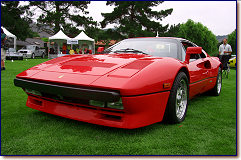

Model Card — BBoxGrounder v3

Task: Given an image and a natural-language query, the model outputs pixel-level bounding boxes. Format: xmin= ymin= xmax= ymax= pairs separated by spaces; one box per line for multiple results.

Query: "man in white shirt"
xmin=218 ymin=38 xmax=232 ymax=70
xmin=219 ymin=38 xmax=232 ymax=55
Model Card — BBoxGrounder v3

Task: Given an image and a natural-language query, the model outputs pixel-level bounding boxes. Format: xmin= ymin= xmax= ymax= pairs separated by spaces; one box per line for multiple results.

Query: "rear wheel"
xmin=211 ymin=67 xmax=222 ymax=96
xmin=164 ymin=72 xmax=189 ymax=123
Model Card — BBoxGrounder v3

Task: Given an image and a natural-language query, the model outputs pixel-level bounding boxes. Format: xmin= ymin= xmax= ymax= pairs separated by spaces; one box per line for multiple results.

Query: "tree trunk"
xmin=128 ymin=5 xmax=135 ymax=38
xmin=54 ymin=2 xmax=60 ymax=33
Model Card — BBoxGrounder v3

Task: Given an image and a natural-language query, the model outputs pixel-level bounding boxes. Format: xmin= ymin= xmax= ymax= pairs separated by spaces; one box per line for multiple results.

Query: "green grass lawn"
xmin=1 ymin=59 xmax=237 ymax=155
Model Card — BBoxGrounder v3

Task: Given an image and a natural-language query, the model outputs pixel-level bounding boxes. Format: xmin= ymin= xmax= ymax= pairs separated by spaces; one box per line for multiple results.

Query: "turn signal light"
xmin=163 ymin=83 xmax=171 ymax=89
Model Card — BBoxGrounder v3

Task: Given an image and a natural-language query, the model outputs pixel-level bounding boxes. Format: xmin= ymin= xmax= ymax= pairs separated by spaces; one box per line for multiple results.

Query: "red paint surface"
xmin=26 ymin=91 xmax=169 ymax=129
xmin=16 ymin=38 xmax=221 ymax=129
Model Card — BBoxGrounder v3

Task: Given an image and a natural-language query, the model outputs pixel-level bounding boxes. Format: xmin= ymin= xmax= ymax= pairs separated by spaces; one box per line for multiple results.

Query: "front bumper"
xmin=14 ymin=78 xmax=170 ymax=129
xmin=6 ymin=54 xmax=23 ymax=60
xmin=21 ymin=53 xmax=32 ymax=58
xmin=26 ymin=90 xmax=170 ymax=129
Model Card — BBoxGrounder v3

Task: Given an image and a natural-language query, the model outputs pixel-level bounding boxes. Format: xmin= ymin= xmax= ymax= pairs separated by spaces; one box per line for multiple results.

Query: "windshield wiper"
xmin=101 ymin=49 xmax=111 ymax=54
xmin=113 ymin=48 xmax=148 ymax=55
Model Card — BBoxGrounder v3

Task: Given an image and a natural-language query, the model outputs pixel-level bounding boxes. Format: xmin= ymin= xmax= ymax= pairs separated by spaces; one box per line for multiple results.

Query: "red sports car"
xmin=14 ymin=37 xmax=222 ymax=129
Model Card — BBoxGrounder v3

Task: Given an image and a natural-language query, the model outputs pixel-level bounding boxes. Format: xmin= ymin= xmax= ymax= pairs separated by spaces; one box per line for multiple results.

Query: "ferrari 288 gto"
xmin=14 ymin=37 xmax=222 ymax=129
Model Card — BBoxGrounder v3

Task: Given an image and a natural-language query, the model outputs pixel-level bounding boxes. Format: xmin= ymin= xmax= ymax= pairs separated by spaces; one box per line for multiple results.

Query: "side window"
xmin=182 ymin=42 xmax=190 ymax=51
xmin=181 ymin=46 xmax=186 ymax=61
xmin=181 ymin=41 xmax=201 ymax=62
xmin=200 ymin=49 xmax=207 ymax=58
xmin=36 ymin=46 xmax=39 ymax=50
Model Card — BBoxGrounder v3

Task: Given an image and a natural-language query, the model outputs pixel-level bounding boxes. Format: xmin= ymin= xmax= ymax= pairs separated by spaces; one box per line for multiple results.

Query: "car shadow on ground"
xmin=31 ymin=110 xmax=167 ymax=135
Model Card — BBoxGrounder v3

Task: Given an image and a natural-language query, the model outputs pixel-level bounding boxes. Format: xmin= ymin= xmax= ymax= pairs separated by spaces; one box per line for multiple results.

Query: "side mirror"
xmin=185 ymin=47 xmax=202 ymax=63
xmin=97 ymin=47 xmax=104 ymax=53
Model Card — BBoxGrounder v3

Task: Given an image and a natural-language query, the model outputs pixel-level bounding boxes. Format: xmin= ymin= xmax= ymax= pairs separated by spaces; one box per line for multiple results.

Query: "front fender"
xmin=120 ymin=58 xmax=187 ymax=95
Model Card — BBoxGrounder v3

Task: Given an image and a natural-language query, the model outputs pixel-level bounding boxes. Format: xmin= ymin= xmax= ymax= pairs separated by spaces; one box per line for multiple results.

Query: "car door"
xmin=35 ymin=46 xmax=40 ymax=56
xmin=181 ymin=41 xmax=210 ymax=98
xmin=199 ymin=49 xmax=217 ymax=92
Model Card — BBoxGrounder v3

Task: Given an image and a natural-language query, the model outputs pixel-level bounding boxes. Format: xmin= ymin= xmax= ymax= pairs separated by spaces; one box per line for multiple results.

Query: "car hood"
xmin=43 ymin=54 xmax=155 ymax=75
xmin=18 ymin=49 xmax=32 ymax=52
xmin=6 ymin=51 xmax=17 ymax=54
xmin=16 ymin=54 xmax=158 ymax=87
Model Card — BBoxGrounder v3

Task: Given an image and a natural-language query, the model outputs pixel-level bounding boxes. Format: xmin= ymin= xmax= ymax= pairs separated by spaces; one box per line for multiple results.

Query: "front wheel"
xmin=31 ymin=53 xmax=35 ymax=59
xmin=164 ymin=72 xmax=189 ymax=123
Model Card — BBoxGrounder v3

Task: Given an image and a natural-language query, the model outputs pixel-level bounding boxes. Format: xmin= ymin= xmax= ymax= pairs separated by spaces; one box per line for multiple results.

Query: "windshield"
xmin=105 ymin=38 xmax=178 ymax=58
xmin=22 ymin=45 xmax=35 ymax=50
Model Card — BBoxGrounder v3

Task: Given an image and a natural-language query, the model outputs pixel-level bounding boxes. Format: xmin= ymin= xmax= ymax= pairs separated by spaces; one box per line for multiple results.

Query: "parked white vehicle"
xmin=18 ymin=45 xmax=45 ymax=59
xmin=6 ymin=48 xmax=23 ymax=60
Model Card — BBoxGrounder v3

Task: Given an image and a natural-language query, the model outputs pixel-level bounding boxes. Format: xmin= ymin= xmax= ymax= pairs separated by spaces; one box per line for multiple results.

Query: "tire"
xmin=164 ymin=72 xmax=189 ymax=123
xmin=211 ymin=67 xmax=222 ymax=96
xmin=31 ymin=53 xmax=35 ymax=59
xmin=41 ymin=52 xmax=45 ymax=59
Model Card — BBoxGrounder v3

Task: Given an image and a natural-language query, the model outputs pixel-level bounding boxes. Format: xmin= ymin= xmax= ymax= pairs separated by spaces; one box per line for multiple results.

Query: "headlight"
xmin=107 ymin=99 xmax=123 ymax=109
xmin=89 ymin=100 xmax=105 ymax=107
xmin=89 ymin=99 xmax=123 ymax=110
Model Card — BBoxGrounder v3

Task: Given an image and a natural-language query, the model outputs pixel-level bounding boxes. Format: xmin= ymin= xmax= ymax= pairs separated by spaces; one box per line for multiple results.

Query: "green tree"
xmin=94 ymin=28 xmax=125 ymax=48
xmin=29 ymin=1 xmax=96 ymax=35
xmin=164 ymin=24 xmax=180 ymax=37
xmin=178 ymin=19 xmax=218 ymax=55
xmin=228 ymin=29 xmax=236 ymax=55
xmin=86 ymin=27 xmax=125 ymax=42
xmin=101 ymin=1 xmax=173 ymax=38
xmin=1 ymin=1 xmax=34 ymax=40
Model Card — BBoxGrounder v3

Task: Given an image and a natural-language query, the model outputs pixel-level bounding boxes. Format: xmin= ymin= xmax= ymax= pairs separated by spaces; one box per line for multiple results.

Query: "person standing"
xmin=219 ymin=38 xmax=232 ymax=56
xmin=1 ymin=28 xmax=7 ymax=70
xmin=219 ymin=38 xmax=232 ymax=70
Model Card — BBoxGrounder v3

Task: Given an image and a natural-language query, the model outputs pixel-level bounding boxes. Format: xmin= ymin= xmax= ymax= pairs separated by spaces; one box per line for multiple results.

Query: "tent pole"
xmin=47 ymin=42 xmax=50 ymax=59
xmin=58 ymin=44 xmax=60 ymax=55
xmin=93 ymin=41 xmax=95 ymax=54
xmin=14 ymin=37 xmax=16 ymax=50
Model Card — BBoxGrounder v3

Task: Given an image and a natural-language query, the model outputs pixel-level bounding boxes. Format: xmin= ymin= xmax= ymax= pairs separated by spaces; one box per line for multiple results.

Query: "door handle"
xmin=203 ymin=71 xmax=209 ymax=75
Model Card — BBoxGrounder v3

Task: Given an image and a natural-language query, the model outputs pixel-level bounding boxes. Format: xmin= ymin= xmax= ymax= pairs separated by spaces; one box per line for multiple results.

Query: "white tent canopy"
xmin=48 ymin=30 xmax=95 ymax=55
xmin=49 ymin=30 xmax=70 ymax=55
xmin=49 ymin=30 xmax=70 ymax=40
xmin=74 ymin=31 xmax=94 ymax=42
xmin=1 ymin=27 xmax=17 ymax=50
xmin=73 ymin=31 xmax=95 ymax=54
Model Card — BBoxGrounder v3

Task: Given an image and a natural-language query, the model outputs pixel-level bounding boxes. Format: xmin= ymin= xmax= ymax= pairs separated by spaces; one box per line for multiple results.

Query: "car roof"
xmin=128 ymin=37 xmax=190 ymax=42
xmin=127 ymin=37 xmax=197 ymax=46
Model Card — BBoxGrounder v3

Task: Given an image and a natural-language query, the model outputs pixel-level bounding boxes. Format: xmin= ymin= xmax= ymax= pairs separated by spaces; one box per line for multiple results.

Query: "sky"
xmin=87 ymin=1 xmax=236 ymax=36
xmin=23 ymin=1 xmax=236 ymax=36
